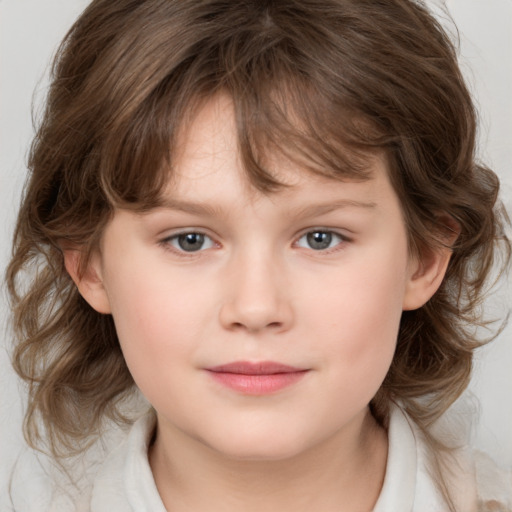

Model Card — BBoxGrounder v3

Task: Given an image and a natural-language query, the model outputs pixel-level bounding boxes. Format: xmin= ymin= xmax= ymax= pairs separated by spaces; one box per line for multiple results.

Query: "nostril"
xmin=228 ymin=320 xmax=283 ymax=332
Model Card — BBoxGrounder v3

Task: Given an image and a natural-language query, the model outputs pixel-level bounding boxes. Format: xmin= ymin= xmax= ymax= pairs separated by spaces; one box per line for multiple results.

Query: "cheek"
xmin=102 ymin=253 xmax=223 ymax=407
xmin=105 ymin=251 xmax=204 ymax=340
xmin=310 ymin=249 xmax=408 ymax=397
xmin=102 ymin=262 xmax=192 ymax=379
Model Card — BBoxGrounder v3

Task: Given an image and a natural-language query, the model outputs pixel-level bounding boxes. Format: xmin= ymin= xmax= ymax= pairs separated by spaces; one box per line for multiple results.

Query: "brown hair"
xmin=7 ymin=0 xmax=510 ymax=506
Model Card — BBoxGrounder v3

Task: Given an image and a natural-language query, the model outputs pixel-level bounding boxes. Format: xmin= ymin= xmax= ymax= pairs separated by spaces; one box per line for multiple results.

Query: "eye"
xmin=296 ymin=230 xmax=346 ymax=251
xmin=164 ymin=232 xmax=216 ymax=252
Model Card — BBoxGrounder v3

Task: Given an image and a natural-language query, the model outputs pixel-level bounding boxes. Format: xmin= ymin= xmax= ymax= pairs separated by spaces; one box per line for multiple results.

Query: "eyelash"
xmin=159 ymin=229 xmax=351 ymax=256
xmin=159 ymin=231 xmax=218 ymax=256
xmin=294 ymin=230 xmax=349 ymax=253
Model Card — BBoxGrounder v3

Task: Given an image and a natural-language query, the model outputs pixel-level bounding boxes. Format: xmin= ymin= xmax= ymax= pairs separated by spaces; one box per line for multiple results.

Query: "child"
xmin=5 ymin=0 xmax=511 ymax=510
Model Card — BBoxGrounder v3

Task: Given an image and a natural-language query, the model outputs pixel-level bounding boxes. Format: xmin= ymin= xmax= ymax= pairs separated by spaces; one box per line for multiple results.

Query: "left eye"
xmin=165 ymin=232 xmax=215 ymax=252
xmin=296 ymin=230 xmax=345 ymax=251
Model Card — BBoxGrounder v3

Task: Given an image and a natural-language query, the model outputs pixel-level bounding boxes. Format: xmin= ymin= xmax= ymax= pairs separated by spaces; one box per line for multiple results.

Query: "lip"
xmin=205 ymin=361 xmax=309 ymax=395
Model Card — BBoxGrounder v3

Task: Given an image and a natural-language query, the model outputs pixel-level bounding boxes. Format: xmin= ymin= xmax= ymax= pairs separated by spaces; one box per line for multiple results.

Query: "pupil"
xmin=307 ymin=231 xmax=332 ymax=250
xmin=178 ymin=233 xmax=204 ymax=252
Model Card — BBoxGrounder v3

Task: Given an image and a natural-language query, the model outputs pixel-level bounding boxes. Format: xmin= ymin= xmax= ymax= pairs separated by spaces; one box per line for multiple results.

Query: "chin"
xmin=199 ymin=426 xmax=314 ymax=462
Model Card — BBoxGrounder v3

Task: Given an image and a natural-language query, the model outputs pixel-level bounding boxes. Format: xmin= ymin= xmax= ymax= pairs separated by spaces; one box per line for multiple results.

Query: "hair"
xmin=6 ymin=0 xmax=510 ymax=508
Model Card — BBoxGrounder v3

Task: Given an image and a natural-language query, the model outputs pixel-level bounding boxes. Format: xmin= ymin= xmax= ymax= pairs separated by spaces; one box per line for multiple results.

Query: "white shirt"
xmin=8 ymin=406 xmax=512 ymax=511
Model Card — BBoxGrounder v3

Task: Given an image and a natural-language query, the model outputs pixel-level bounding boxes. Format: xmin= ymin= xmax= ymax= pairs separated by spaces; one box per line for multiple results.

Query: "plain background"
xmin=1 ymin=0 xmax=511 ymax=504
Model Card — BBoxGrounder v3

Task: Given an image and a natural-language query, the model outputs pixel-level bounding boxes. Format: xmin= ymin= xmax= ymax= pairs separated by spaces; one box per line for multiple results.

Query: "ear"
xmin=402 ymin=246 xmax=450 ymax=310
xmin=64 ymin=249 xmax=112 ymax=314
xmin=403 ymin=216 xmax=459 ymax=311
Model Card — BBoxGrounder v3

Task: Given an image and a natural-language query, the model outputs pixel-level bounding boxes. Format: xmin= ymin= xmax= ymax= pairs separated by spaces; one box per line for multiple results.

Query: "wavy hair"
xmin=7 ymin=0 xmax=510 ymax=507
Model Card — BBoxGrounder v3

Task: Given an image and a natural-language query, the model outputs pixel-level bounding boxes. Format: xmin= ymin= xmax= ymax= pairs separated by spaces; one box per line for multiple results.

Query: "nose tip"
xmin=218 ymin=262 xmax=293 ymax=334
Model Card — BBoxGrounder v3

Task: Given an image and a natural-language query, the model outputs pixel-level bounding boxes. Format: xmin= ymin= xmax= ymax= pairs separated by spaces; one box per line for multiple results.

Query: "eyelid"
xmin=157 ymin=227 xmax=351 ymax=256
xmin=159 ymin=229 xmax=219 ymax=255
xmin=293 ymin=228 xmax=352 ymax=252
xmin=294 ymin=226 xmax=352 ymax=240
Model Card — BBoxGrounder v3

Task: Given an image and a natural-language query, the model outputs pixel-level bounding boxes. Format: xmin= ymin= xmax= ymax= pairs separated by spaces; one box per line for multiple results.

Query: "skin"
xmin=67 ymin=95 xmax=452 ymax=512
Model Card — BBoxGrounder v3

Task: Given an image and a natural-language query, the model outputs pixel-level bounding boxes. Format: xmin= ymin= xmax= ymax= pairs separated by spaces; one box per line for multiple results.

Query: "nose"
xmin=218 ymin=250 xmax=294 ymax=334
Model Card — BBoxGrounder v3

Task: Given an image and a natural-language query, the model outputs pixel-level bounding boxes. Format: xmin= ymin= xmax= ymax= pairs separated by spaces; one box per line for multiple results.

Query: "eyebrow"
xmin=288 ymin=199 xmax=377 ymax=219
xmin=154 ymin=198 xmax=377 ymax=218
xmin=154 ymin=198 xmax=223 ymax=217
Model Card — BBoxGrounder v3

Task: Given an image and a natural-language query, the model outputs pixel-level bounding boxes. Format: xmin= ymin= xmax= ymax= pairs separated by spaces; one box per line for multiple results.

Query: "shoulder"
xmin=7 ymin=421 xmax=130 ymax=512
xmin=89 ymin=408 xmax=167 ymax=512
xmin=412 ymin=405 xmax=512 ymax=512
xmin=429 ymin=405 xmax=512 ymax=511
xmin=7 ymin=409 xmax=161 ymax=512
xmin=473 ymin=450 xmax=512 ymax=511
xmin=7 ymin=447 xmax=81 ymax=512
xmin=377 ymin=404 xmax=512 ymax=512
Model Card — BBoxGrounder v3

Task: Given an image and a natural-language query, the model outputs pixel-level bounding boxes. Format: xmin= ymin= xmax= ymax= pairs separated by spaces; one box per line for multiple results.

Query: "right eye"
xmin=163 ymin=232 xmax=216 ymax=253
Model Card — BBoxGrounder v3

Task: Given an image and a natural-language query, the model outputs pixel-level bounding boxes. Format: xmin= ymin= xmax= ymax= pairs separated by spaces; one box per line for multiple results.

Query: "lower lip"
xmin=207 ymin=371 xmax=308 ymax=395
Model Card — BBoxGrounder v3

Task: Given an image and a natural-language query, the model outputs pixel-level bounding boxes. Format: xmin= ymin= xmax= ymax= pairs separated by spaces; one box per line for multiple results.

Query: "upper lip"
xmin=206 ymin=361 xmax=306 ymax=375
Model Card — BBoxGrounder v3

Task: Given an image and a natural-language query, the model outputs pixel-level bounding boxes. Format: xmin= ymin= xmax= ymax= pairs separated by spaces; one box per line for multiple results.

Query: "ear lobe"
xmin=64 ymin=249 xmax=112 ymax=314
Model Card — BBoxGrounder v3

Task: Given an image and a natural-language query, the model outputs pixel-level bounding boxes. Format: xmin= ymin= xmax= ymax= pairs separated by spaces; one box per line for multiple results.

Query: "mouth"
xmin=205 ymin=361 xmax=309 ymax=395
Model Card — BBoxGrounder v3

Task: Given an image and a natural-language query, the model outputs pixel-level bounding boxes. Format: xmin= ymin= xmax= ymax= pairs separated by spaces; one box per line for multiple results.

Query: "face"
xmin=76 ymin=95 xmax=437 ymax=461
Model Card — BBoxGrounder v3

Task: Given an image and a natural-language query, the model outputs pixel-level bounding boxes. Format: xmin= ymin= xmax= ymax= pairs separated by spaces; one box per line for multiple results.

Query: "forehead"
xmin=167 ymin=94 xmax=390 ymax=204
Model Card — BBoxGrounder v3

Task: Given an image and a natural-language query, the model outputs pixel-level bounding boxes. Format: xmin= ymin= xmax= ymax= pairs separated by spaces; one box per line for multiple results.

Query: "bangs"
xmin=95 ymin=18 xmax=389 ymax=211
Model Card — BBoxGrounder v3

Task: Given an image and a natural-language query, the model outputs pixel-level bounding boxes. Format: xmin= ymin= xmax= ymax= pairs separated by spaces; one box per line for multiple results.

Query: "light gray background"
xmin=1 ymin=0 xmax=511 ymax=503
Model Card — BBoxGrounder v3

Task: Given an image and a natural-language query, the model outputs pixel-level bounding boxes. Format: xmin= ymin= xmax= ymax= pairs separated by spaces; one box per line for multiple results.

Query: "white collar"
xmin=90 ymin=406 xmax=452 ymax=512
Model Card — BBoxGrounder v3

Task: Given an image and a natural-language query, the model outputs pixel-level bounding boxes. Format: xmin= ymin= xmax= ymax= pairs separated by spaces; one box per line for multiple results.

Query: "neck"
xmin=149 ymin=408 xmax=388 ymax=512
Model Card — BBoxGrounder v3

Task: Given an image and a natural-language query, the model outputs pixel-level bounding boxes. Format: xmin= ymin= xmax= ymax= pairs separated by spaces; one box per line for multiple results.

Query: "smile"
xmin=205 ymin=361 xmax=310 ymax=395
